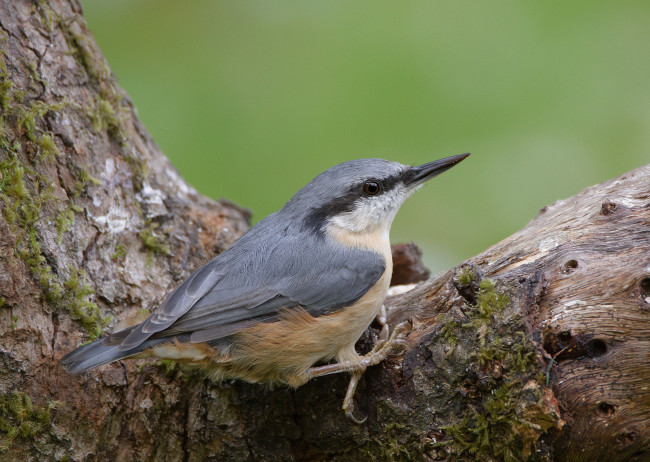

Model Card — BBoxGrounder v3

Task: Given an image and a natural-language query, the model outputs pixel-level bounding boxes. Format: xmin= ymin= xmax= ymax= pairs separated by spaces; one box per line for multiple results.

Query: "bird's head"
xmin=283 ymin=154 xmax=470 ymax=237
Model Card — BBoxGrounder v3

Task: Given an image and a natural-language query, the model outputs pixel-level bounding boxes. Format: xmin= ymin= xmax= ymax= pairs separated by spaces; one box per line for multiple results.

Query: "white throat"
xmin=327 ymin=184 xmax=414 ymax=235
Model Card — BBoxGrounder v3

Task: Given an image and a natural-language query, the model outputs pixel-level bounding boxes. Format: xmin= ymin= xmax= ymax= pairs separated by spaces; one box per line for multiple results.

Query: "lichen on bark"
xmin=0 ymin=1 xmax=249 ymax=459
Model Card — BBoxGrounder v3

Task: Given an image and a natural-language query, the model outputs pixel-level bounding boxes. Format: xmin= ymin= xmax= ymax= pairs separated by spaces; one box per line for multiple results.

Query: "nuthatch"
xmin=62 ymin=153 xmax=469 ymax=422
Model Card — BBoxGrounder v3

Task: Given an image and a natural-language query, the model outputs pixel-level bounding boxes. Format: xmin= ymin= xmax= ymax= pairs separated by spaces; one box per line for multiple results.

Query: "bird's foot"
xmin=359 ymin=320 xmax=411 ymax=368
xmin=307 ymin=320 xmax=412 ymax=424
xmin=341 ymin=320 xmax=411 ymax=423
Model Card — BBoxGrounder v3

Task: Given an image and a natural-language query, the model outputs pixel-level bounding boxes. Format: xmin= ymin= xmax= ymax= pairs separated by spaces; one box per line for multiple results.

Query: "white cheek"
xmin=330 ymin=201 xmax=379 ymax=233
xmin=329 ymin=185 xmax=413 ymax=233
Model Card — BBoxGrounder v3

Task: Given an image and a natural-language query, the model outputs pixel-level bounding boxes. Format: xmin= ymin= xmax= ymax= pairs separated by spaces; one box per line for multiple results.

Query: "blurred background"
xmin=81 ymin=0 xmax=649 ymax=273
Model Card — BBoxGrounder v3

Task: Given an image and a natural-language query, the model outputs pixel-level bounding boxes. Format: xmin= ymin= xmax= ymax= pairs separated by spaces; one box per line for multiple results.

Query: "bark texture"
xmin=0 ymin=1 xmax=648 ymax=461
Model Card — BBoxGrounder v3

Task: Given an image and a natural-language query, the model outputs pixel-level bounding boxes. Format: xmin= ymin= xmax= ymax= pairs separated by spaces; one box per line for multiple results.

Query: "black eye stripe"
xmin=302 ymin=170 xmax=406 ymax=234
xmin=360 ymin=172 xmax=402 ymax=197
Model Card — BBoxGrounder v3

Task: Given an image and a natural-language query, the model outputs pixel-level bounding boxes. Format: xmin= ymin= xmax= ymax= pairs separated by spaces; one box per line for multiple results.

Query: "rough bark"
xmin=0 ymin=1 xmax=648 ymax=461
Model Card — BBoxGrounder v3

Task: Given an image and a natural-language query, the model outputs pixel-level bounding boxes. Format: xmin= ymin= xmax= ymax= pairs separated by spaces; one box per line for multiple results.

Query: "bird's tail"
xmin=60 ymin=326 xmax=146 ymax=374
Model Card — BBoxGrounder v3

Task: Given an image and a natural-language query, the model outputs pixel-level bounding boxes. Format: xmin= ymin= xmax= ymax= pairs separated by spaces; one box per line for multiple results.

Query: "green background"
xmin=81 ymin=0 xmax=649 ymax=273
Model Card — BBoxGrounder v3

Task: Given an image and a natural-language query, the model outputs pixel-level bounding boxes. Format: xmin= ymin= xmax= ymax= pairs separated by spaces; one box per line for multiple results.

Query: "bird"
xmin=61 ymin=153 xmax=470 ymax=422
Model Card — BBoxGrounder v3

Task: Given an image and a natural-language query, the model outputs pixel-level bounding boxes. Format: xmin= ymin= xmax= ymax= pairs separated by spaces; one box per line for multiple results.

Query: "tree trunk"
xmin=0 ymin=1 xmax=648 ymax=461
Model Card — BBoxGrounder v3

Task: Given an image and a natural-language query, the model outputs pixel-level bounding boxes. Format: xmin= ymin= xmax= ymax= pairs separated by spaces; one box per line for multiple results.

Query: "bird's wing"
xmin=117 ymin=229 xmax=386 ymax=350
xmin=181 ymin=248 xmax=385 ymax=343
xmin=113 ymin=259 xmax=226 ymax=350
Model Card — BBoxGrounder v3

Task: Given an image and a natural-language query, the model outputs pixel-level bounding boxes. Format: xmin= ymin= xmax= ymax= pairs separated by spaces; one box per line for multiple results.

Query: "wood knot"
xmin=562 ymin=259 xmax=579 ymax=274
xmin=640 ymin=277 xmax=650 ymax=306
xmin=543 ymin=332 xmax=609 ymax=362
xmin=600 ymin=200 xmax=618 ymax=215
xmin=615 ymin=430 xmax=636 ymax=448
xmin=597 ymin=401 xmax=616 ymax=417
xmin=585 ymin=339 xmax=608 ymax=358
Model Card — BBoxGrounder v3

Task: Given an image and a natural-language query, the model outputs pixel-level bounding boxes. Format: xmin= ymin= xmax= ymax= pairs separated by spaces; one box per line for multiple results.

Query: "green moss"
xmin=8 ymin=95 xmax=65 ymax=164
xmin=0 ymin=32 xmax=111 ymax=341
xmin=137 ymin=307 xmax=149 ymax=318
xmin=17 ymin=101 xmax=65 ymax=143
xmin=508 ymin=333 xmax=537 ymax=373
xmin=55 ymin=207 xmax=75 ymax=242
xmin=111 ymin=243 xmax=127 ymax=261
xmin=59 ymin=15 xmax=110 ymax=83
xmin=55 ymin=13 xmax=149 ymax=195
xmin=71 ymin=163 xmax=102 ymax=187
xmin=0 ymin=153 xmax=108 ymax=339
xmin=435 ymin=277 xmax=554 ymax=461
xmin=89 ymin=95 xmax=128 ymax=142
xmin=0 ymin=47 xmax=11 ymax=111
xmin=474 ymin=279 xmax=510 ymax=319
xmin=16 ymin=228 xmax=64 ymax=306
xmin=0 ymin=154 xmax=66 ymax=309
xmin=158 ymin=359 xmax=178 ymax=375
xmin=26 ymin=61 xmax=46 ymax=89
xmin=0 ymin=391 xmax=61 ymax=453
xmin=35 ymin=2 xmax=56 ymax=33
xmin=38 ymin=133 xmax=59 ymax=161
xmin=377 ymin=423 xmax=413 ymax=461
xmin=124 ymin=152 xmax=147 ymax=192
xmin=58 ymin=164 xmax=100 ymax=235
xmin=0 ymin=297 xmax=5 ymax=308
xmin=441 ymin=318 xmax=459 ymax=346
xmin=63 ymin=267 xmax=110 ymax=340
xmin=140 ymin=221 xmax=171 ymax=260
xmin=357 ymin=423 xmax=415 ymax=462
xmin=0 ymin=156 xmax=28 ymax=206
xmin=58 ymin=14 xmax=131 ymax=147
xmin=455 ymin=266 xmax=476 ymax=285
xmin=1 ymin=152 xmax=50 ymax=233
xmin=443 ymin=383 xmax=543 ymax=462
xmin=52 ymin=164 xmax=102 ymax=243
xmin=0 ymin=78 xmax=11 ymax=112
xmin=475 ymin=337 xmax=506 ymax=368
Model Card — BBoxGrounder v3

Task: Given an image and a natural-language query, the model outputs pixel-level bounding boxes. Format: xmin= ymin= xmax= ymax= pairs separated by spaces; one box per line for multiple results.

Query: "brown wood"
xmin=0 ymin=1 xmax=648 ymax=460
xmin=384 ymin=163 xmax=650 ymax=461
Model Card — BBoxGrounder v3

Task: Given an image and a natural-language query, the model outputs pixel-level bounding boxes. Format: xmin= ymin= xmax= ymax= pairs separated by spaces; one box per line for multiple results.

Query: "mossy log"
xmin=0 ymin=1 xmax=648 ymax=461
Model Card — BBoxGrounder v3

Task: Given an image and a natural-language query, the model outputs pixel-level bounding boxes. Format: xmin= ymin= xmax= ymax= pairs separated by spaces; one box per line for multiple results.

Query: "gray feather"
xmin=61 ymin=326 xmax=146 ymax=373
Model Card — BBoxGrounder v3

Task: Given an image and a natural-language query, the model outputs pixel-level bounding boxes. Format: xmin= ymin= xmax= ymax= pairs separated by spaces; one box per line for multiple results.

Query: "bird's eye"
xmin=363 ymin=181 xmax=381 ymax=196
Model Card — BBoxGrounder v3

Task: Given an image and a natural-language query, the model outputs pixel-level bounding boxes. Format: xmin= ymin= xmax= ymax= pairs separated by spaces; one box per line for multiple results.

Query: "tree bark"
xmin=0 ymin=1 xmax=648 ymax=461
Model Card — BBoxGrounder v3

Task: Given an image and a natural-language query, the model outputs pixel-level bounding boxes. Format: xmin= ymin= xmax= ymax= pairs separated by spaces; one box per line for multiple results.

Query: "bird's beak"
xmin=406 ymin=153 xmax=470 ymax=186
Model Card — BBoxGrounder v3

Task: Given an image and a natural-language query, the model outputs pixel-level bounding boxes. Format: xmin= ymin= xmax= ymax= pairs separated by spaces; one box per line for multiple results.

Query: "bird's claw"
xmin=344 ymin=406 xmax=367 ymax=425
xmin=342 ymin=370 xmax=366 ymax=424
